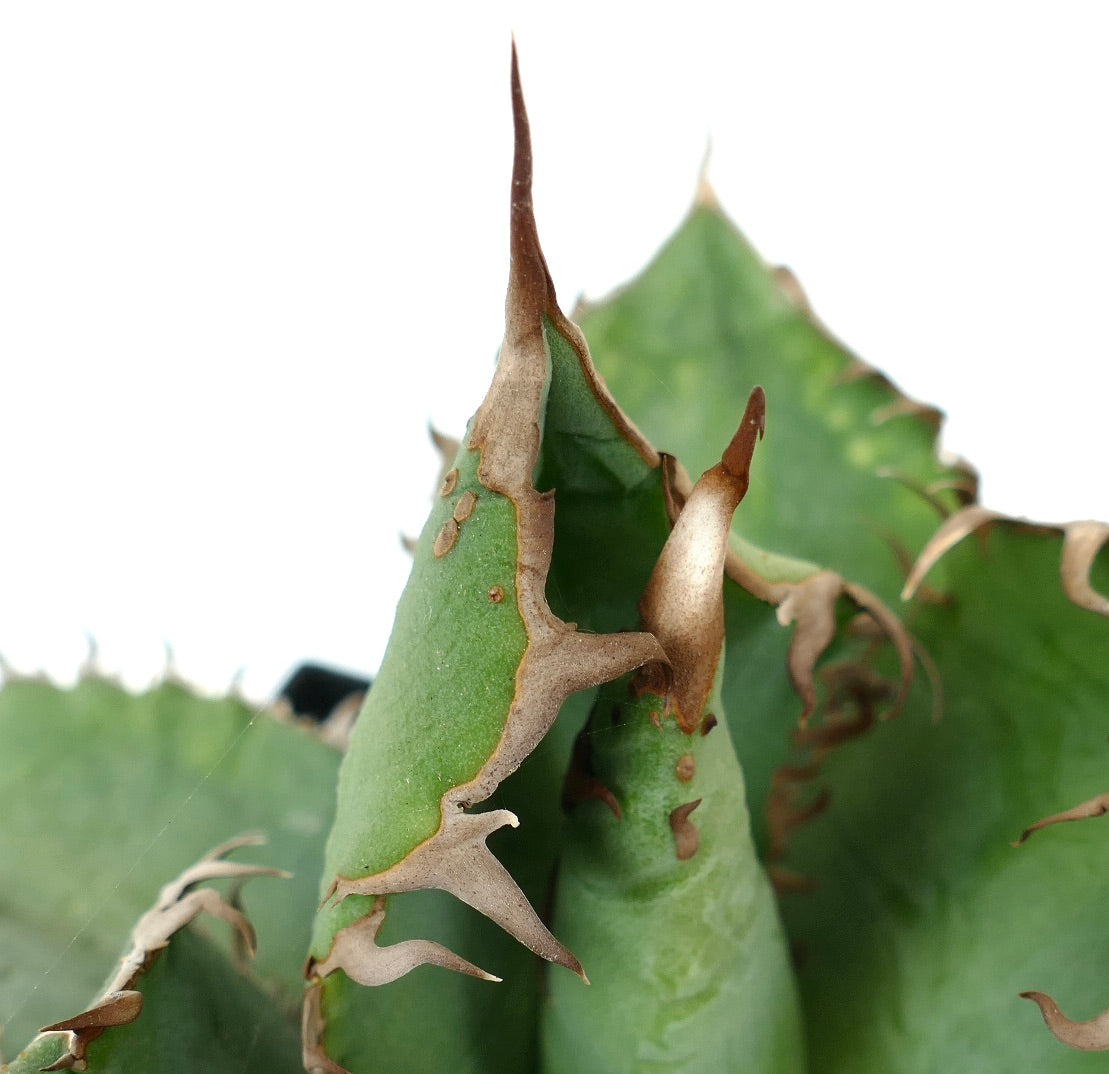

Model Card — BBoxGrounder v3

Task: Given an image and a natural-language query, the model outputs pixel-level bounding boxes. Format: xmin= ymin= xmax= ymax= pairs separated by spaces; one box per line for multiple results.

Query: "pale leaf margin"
xmin=301 ymin=45 xmax=667 ymax=1070
xmin=19 ymin=835 xmax=286 ymax=1072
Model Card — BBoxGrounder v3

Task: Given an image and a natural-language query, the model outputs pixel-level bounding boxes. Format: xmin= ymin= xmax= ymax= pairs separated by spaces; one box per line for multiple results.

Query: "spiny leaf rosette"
xmin=4 ymin=43 xmax=1109 ymax=1074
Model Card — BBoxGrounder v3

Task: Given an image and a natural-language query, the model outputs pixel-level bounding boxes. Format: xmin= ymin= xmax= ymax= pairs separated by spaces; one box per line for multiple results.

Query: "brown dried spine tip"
xmin=675 ymin=754 xmax=696 ymax=782
xmin=453 ymin=490 xmax=478 ymax=523
xmin=488 ymin=585 xmax=505 ymax=604
xmin=669 ymin=799 xmax=702 ymax=860
xmin=440 ymin=468 xmax=459 ymax=497
xmin=433 ymin=518 xmax=460 ymax=558
xmin=639 ymin=387 xmax=766 ymax=731
xmin=700 ymin=713 xmax=718 ymax=736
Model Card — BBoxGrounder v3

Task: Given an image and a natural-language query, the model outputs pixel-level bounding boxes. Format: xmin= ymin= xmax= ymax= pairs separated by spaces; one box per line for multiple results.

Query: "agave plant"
xmin=3 ymin=46 xmax=1108 ymax=1074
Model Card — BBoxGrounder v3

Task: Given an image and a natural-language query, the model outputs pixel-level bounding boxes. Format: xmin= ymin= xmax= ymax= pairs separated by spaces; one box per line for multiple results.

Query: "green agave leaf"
xmin=304 ymin=47 xmax=881 ymax=1074
xmin=773 ymin=514 xmax=1109 ymax=1070
xmin=306 ymin=700 xmax=587 ymax=1074
xmin=542 ymin=393 xmax=805 ymax=1073
xmin=2 ymin=843 xmax=300 ymax=1074
xmin=560 ymin=116 xmax=1109 ymax=1070
xmin=541 ymin=215 xmax=917 ymax=876
xmin=0 ymin=674 xmax=339 ymax=1055
xmin=303 ymin=49 xmax=665 ymax=1074
xmin=545 ymin=670 xmax=804 ymax=1074
xmin=576 ymin=197 xmax=974 ymax=609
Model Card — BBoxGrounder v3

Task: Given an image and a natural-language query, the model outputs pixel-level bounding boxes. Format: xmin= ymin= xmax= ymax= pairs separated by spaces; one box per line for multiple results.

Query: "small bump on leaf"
xmin=432 ymin=518 xmax=460 ymax=558
xmin=669 ymin=799 xmax=702 ymax=860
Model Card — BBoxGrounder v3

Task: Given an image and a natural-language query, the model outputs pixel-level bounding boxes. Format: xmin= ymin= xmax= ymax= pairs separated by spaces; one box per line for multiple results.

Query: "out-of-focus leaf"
xmin=4 ymin=927 xmax=301 ymax=1074
xmin=571 ymin=165 xmax=1109 ymax=1070
xmin=775 ymin=520 xmax=1109 ymax=1071
xmin=577 ymin=199 xmax=973 ymax=607
xmin=0 ymin=675 xmax=339 ymax=1052
xmin=5 ymin=837 xmax=290 ymax=1072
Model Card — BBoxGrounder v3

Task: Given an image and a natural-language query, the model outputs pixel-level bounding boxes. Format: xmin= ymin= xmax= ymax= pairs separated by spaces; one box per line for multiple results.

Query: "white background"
xmin=1 ymin=3 xmax=1106 ymax=701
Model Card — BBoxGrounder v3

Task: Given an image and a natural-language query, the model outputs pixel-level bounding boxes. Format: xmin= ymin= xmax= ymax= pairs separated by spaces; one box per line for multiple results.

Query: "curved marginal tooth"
xmin=842 ymin=582 xmax=915 ymax=719
xmin=1021 ymin=991 xmax=1109 ymax=1051
xmin=902 ymin=505 xmax=1002 ymax=600
xmin=331 ymin=810 xmax=584 ymax=979
xmin=544 ymin=629 xmax=669 ymax=708
xmin=40 ymin=991 xmax=143 ymax=1034
xmin=1014 ymin=791 xmax=1109 ymax=846
xmin=317 ymin=898 xmax=500 ymax=987
xmin=775 ymin=572 xmax=841 ymax=726
xmin=158 ymin=859 xmax=288 ymax=907
xmin=1060 ymin=521 xmax=1109 ymax=616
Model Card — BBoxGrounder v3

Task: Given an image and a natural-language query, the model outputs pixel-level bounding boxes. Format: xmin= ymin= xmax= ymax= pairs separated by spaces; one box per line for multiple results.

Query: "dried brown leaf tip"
xmin=1021 ymin=992 xmax=1109 ymax=1051
xmin=903 ymin=506 xmax=1109 ymax=617
xmin=36 ymin=835 xmax=286 ymax=1071
xmin=639 ymin=387 xmax=765 ymax=732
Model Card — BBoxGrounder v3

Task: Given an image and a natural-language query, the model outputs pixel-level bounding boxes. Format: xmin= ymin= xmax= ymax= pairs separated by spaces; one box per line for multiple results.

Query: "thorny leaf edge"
xmin=23 ymin=836 xmax=286 ymax=1072
xmin=903 ymin=505 xmax=1109 ymax=619
xmin=1013 ymin=793 xmax=1109 ymax=1051
xmin=302 ymin=42 xmax=667 ymax=1071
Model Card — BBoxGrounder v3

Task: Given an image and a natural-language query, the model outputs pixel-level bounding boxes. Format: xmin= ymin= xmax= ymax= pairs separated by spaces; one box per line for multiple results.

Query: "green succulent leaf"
xmin=565 ymin=123 xmax=1109 ymax=1070
xmin=4 ymin=919 xmax=301 ymax=1074
xmin=768 ymin=514 xmax=1109 ymax=1071
xmin=7 ymin=41 xmax=1108 ymax=1074
xmin=576 ymin=197 xmax=974 ymax=609
xmin=542 ymin=392 xmax=805 ymax=1073
xmin=303 ymin=49 xmax=665 ymax=1074
xmin=544 ymin=669 xmax=804 ymax=1074
xmin=0 ymin=675 xmax=339 ymax=1056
